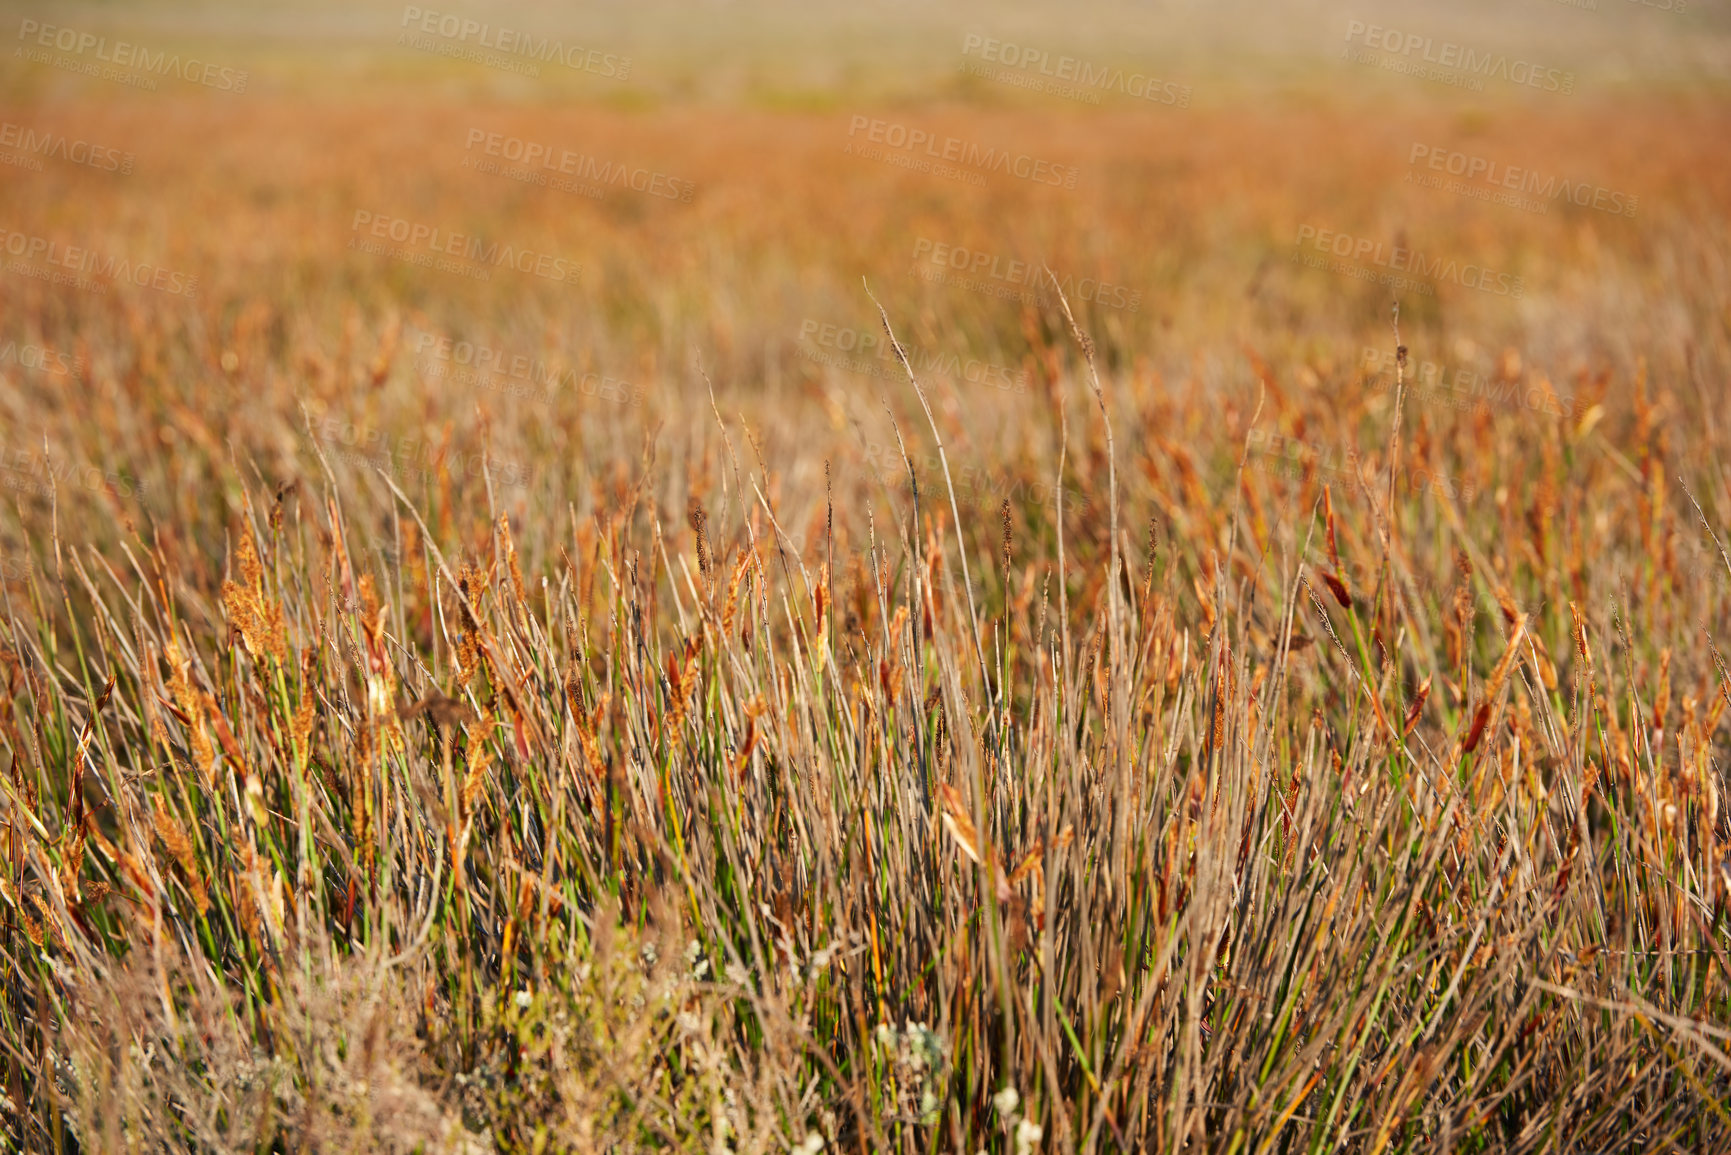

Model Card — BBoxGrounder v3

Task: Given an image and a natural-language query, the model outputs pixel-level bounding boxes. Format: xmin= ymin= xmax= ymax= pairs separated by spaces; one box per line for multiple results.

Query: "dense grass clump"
xmin=1 ymin=90 xmax=1730 ymax=1153
xmin=3 ymin=296 xmax=1730 ymax=1152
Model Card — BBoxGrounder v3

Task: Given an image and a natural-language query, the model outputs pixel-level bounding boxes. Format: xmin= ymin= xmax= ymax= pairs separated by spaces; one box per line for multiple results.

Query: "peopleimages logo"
xmin=859 ymin=439 xmax=1092 ymax=517
xmin=0 ymin=122 xmax=133 ymax=174
xmin=1246 ymin=429 xmax=1477 ymax=504
xmin=0 ymin=339 xmax=86 ymax=377
xmin=845 ymin=117 xmax=1079 ymax=189
xmin=307 ymin=408 xmax=535 ymax=489
xmin=910 ymin=237 xmax=1141 ymax=313
xmin=0 ymin=227 xmax=199 ymax=297
xmin=0 ymin=447 xmax=148 ymax=498
xmin=410 ymin=328 xmax=643 ymax=406
xmin=1407 ymin=144 xmax=1637 ymax=219
xmin=1343 ymin=20 xmax=1574 ymax=94
xmin=961 ymin=34 xmax=1191 ymax=107
xmin=462 ymin=130 xmax=695 ymax=202
xmin=15 ymin=19 xmax=249 ymax=92
xmin=348 ymin=210 xmax=580 ymax=283
xmin=398 ymin=7 xmax=631 ymax=79
xmin=797 ymin=318 xmax=1031 ymax=394
xmin=1293 ymin=225 xmax=1523 ymax=299
xmin=1361 ymin=348 xmax=1581 ymax=421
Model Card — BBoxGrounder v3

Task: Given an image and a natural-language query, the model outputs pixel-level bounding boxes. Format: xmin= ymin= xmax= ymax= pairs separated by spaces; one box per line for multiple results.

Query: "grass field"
xmin=3 ymin=3 xmax=1731 ymax=1151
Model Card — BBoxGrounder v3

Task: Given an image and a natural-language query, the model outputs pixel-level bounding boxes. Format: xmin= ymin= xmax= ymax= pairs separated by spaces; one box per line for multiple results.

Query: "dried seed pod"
xmin=687 ymin=496 xmax=713 ymax=584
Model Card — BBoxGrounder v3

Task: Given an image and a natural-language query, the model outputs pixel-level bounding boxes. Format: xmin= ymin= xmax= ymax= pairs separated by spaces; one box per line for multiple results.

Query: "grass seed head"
xmin=688 ymin=496 xmax=712 ymax=584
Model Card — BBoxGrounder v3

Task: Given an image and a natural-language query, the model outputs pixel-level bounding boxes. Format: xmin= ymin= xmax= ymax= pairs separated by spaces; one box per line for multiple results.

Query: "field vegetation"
xmin=1 ymin=51 xmax=1730 ymax=1154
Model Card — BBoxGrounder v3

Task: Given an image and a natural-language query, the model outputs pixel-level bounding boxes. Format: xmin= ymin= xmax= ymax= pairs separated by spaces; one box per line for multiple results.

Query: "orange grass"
xmin=0 ymin=92 xmax=1729 ymax=1151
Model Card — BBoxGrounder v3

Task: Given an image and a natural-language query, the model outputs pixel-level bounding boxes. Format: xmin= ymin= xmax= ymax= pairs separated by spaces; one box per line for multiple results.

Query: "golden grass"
xmin=0 ymin=88 xmax=1730 ymax=1151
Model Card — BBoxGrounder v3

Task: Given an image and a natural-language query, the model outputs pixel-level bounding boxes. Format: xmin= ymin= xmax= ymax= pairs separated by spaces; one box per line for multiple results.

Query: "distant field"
xmin=2 ymin=6 xmax=1731 ymax=1152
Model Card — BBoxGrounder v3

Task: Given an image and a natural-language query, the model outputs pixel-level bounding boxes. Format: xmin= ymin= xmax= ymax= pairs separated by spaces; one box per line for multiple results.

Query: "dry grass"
xmin=1 ymin=89 xmax=1730 ymax=1153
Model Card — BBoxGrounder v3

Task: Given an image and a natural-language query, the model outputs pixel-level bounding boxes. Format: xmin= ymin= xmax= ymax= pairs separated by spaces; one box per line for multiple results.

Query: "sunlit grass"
xmin=0 ymin=90 xmax=1728 ymax=1152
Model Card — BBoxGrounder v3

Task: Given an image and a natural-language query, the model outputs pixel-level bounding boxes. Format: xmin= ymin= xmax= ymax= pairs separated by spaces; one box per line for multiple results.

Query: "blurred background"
xmin=0 ymin=0 xmax=1727 ymax=576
